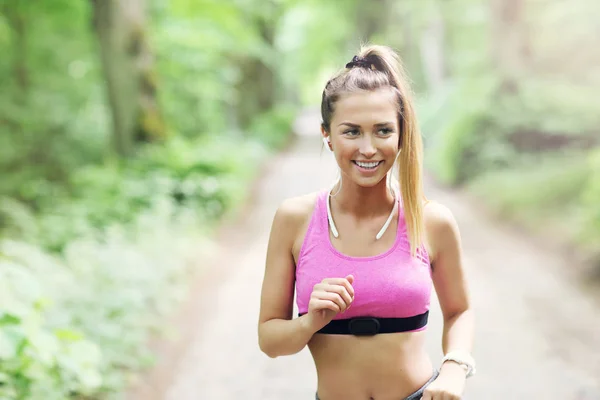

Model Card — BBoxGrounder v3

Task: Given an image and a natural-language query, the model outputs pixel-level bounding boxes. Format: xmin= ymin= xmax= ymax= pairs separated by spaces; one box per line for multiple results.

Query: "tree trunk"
xmin=2 ymin=2 xmax=29 ymax=103
xmin=490 ymin=0 xmax=529 ymax=92
xmin=90 ymin=0 xmax=165 ymax=156
xmin=355 ymin=0 xmax=388 ymax=44
xmin=235 ymin=9 xmax=277 ymax=130
xmin=419 ymin=5 xmax=446 ymax=92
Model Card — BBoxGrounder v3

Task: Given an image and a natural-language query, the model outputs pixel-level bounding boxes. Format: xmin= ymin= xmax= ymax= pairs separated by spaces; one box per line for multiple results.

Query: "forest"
xmin=0 ymin=0 xmax=598 ymax=398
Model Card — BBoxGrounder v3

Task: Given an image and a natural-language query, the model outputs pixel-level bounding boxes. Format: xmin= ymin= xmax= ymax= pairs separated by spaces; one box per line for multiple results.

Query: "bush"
xmin=1 ymin=244 xmax=104 ymax=399
xmin=490 ymin=78 xmax=600 ymax=136
xmin=248 ymin=105 xmax=296 ymax=150
xmin=0 ymin=134 xmax=268 ymax=399
xmin=0 ymin=135 xmax=267 ymax=252
xmin=421 ymin=75 xmax=600 ymax=188
xmin=420 ymin=75 xmax=500 ymax=185
xmin=0 ymin=203 xmax=208 ymax=399
xmin=466 ymin=151 xmax=597 ymax=252
xmin=467 ymin=152 xmax=590 ymax=218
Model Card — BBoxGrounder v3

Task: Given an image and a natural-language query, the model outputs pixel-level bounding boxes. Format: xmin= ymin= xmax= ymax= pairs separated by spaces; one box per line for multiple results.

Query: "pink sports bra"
xmin=295 ymin=190 xmax=433 ymax=332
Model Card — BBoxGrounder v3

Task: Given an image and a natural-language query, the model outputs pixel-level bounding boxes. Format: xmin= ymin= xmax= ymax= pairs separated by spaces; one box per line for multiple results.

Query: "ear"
xmin=320 ymin=125 xmax=332 ymax=150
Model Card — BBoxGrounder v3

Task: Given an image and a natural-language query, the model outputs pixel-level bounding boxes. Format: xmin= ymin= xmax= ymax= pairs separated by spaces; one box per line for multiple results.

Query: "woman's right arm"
xmin=257 ymin=199 xmax=316 ymax=358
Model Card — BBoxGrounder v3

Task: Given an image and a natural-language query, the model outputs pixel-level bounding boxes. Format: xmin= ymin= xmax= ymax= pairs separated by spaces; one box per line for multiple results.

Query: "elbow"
xmin=258 ymin=339 xmax=282 ymax=358
xmin=258 ymin=326 xmax=279 ymax=358
xmin=258 ymin=337 xmax=280 ymax=359
xmin=444 ymin=307 xmax=474 ymax=323
xmin=260 ymin=344 xmax=278 ymax=359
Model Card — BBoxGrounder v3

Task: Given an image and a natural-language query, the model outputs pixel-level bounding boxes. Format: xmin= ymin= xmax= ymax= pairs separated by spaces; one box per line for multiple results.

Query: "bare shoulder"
xmin=276 ymin=192 xmax=319 ymax=224
xmin=423 ymin=200 xmax=461 ymax=261
xmin=424 ymin=200 xmax=458 ymax=231
xmin=271 ymin=192 xmax=320 ymax=241
xmin=271 ymin=192 xmax=318 ymax=254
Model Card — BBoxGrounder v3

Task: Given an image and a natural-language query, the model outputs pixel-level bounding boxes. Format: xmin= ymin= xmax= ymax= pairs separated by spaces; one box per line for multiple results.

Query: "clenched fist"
xmin=304 ymin=275 xmax=355 ymax=332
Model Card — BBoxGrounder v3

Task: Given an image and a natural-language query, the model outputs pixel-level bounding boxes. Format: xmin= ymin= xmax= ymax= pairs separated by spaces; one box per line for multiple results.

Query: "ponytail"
xmin=320 ymin=45 xmax=426 ymax=257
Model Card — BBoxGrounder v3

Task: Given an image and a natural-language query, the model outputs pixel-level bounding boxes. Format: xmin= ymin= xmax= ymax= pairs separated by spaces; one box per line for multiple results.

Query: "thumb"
xmin=345 ymin=274 xmax=354 ymax=285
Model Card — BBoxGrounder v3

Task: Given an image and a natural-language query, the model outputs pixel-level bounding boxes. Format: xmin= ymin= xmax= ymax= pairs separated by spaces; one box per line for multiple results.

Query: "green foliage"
xmin=417 ymin=0 xmax=599 ymax=259
xmin=1 ymin=246 xmax=104 ymax=399
xmin=466 ymin=152 xmax=597 ymax=246
xmin=275 ymin=0 xmax=356 ymax=105
xmin=468 ymin=153 xmax=590 ymax=216
xmin=421 ymin=75 xmax=501 ymax=185
xmin=490 ymin=78 xmax=600 ymax=136
xmin=581 ymin=150 xmax=600 ymax=247
xmin=1 ymin=136 xmax=266 ymax=252
xmin=0 ymin=0 xmax=109 ymax=209
xmin=0 ymin=216 xmax=202 ymax=399
xmin=0 ymin=135 xmax=266 ymax=398
xmin=248 ymin=105 xmax=295 ymax=149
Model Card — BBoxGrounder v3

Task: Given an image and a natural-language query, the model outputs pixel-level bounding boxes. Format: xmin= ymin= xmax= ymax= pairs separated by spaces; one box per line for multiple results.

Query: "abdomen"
xmin=308 ymin=331 xmax=433 ymax=399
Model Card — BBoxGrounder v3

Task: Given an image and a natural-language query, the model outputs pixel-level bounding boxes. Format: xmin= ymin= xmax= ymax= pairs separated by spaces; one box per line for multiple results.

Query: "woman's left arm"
xmin=423 ymin=201 xmax=475 ymax=399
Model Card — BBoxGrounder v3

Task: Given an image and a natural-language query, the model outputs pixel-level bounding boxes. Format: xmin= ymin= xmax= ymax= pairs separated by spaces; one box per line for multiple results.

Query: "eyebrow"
xmin=338 ymin=122 xmax=395 ymax=128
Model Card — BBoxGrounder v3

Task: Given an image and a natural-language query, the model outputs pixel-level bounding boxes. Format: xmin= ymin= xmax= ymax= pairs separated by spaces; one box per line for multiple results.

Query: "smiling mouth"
xmin=352 ymin=160 xmax=383 ymax=170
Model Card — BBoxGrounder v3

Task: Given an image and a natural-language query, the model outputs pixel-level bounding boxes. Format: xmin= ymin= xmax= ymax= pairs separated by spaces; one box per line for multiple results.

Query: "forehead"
xmin=332 ymin=89 xmax=398 ymax=126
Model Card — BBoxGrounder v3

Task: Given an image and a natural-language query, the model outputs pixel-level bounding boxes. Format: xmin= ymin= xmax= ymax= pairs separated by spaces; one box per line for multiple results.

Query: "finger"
xmin=311 ymin=290 xmax=342 ymax=309
xmin=340 ymin=277 xmax=355 ymax=298
xmin=320 ymin=291 xmax=347 ymax=311
xmin=328 ymin=284 xmax=353 ymax=307
xmin=323 ymin=278 xmax=355 ymax=298
xmin=421 ymin=390 xmax=432 ymax=400
xmin=314 ymin=299 xmax=341 ymax=313
xmin=345 ymin=274 xmax=354 ymax=285
xmin=312 ymin=284 xmax=350 ymax=308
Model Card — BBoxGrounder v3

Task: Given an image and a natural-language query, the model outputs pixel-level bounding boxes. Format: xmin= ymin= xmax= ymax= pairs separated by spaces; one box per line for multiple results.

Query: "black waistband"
xmin=297 ymin=311 xmax=428 ymax=336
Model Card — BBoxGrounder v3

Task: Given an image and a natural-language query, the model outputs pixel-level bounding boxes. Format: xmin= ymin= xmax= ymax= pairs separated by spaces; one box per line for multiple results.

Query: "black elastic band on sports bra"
xmin=297 ymin=311 xmax=428 ymax=336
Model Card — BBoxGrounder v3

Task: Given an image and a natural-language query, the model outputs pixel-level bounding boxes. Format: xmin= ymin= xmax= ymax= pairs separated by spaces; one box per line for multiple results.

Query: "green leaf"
xmin=0 ymin=313 xmax=20 ymax=326
xmin=54 ymin=329 xmax=84 ymax=342
xmin=0 ymin=326 xmax=26 ymax=359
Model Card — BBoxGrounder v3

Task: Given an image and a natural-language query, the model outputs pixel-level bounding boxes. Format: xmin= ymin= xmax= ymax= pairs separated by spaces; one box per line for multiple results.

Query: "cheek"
xmin=384 ymin=139 xmax=400 ymax=156
xmin=390 ymin=133 xmax=400 ymax=153
xmin=334 ymin=150 xmax=350 ymax=167
xmin=332 ymin=140 xmax=353 ymax=157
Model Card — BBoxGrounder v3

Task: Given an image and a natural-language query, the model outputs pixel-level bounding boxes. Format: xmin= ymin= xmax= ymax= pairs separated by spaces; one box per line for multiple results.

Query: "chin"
xmin=350 ymin=175 xmax=386 ymax=188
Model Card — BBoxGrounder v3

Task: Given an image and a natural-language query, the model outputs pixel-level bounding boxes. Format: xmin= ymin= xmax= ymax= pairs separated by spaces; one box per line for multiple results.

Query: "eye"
xmin=343 ymin=128 xmax=360 ymax=136
xmin=378 ymin=127 xmax=394 ymax=135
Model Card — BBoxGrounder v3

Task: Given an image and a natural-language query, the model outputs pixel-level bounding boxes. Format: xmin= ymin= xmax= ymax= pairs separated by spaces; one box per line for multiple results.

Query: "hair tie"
xmin=345 ymin=55 xmax=374 ymax=70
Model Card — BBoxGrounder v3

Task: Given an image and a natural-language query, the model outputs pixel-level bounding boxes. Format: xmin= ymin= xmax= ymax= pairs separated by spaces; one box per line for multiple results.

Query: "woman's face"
xmin=322 ymin=89 xmax=400 ymax=189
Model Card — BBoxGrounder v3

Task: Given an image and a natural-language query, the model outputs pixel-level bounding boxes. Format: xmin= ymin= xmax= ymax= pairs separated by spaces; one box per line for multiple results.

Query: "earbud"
xmin=323 ymin=137 xmax=332 ymax=151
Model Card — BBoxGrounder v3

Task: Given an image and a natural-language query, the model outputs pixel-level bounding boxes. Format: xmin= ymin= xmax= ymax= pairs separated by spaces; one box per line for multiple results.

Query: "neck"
xmin=331 ymin=177 xmax=396 ymax=219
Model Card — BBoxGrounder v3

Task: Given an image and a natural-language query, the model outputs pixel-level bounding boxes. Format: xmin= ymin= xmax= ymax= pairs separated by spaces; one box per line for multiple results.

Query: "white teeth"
xmin=356 ymin=161 xmax=380 ymax=169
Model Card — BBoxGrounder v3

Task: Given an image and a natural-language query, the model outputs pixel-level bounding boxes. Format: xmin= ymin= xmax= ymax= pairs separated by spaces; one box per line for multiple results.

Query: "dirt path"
xmin=129 ymin=109 xmax=600 ymax=400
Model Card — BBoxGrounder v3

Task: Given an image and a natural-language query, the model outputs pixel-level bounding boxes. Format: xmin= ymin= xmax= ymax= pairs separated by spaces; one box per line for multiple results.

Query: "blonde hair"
xmin=320 ymin=44 xmax=426 ymax=257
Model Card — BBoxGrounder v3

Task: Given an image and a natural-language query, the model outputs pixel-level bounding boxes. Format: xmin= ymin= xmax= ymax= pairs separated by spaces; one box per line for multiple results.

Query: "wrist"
xmin=298 ymin=313 xmax=320 ymax=336
xmin=441 ymin=350 xmax=476 ymax=378
xmin=440 ymin=359 xmax=469 ymax=378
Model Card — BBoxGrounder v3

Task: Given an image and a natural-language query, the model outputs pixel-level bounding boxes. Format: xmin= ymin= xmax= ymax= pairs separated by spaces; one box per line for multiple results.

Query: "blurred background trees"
xmin=0 ymin=0 xmax=598 ymax=398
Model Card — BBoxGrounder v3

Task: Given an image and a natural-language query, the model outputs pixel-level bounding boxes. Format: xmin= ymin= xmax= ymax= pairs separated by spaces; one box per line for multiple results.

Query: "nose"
xmin=359 ymin=136 xmax=377 ymax=158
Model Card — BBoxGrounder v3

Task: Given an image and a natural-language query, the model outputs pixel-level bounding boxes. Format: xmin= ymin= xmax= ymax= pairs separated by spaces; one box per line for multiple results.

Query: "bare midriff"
xmin=308 ymin=330 xmax=433 ymax=400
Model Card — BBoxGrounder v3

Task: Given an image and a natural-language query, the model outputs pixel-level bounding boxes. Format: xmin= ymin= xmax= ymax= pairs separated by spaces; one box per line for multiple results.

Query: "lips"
xmin=352 ymin=160 xmax=383 ymax=176
xmin=353 ymin=160 xmax=382 ymax=168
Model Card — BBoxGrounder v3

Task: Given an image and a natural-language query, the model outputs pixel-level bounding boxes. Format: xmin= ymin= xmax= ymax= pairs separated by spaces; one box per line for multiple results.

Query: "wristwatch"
xmin=441 ymin=351 xmax=476 ymax=378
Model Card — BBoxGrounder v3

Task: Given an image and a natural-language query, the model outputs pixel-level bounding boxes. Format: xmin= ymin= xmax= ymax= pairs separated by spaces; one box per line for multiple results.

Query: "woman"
xmin=257 ymin=45 xmax=475 ymax=400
